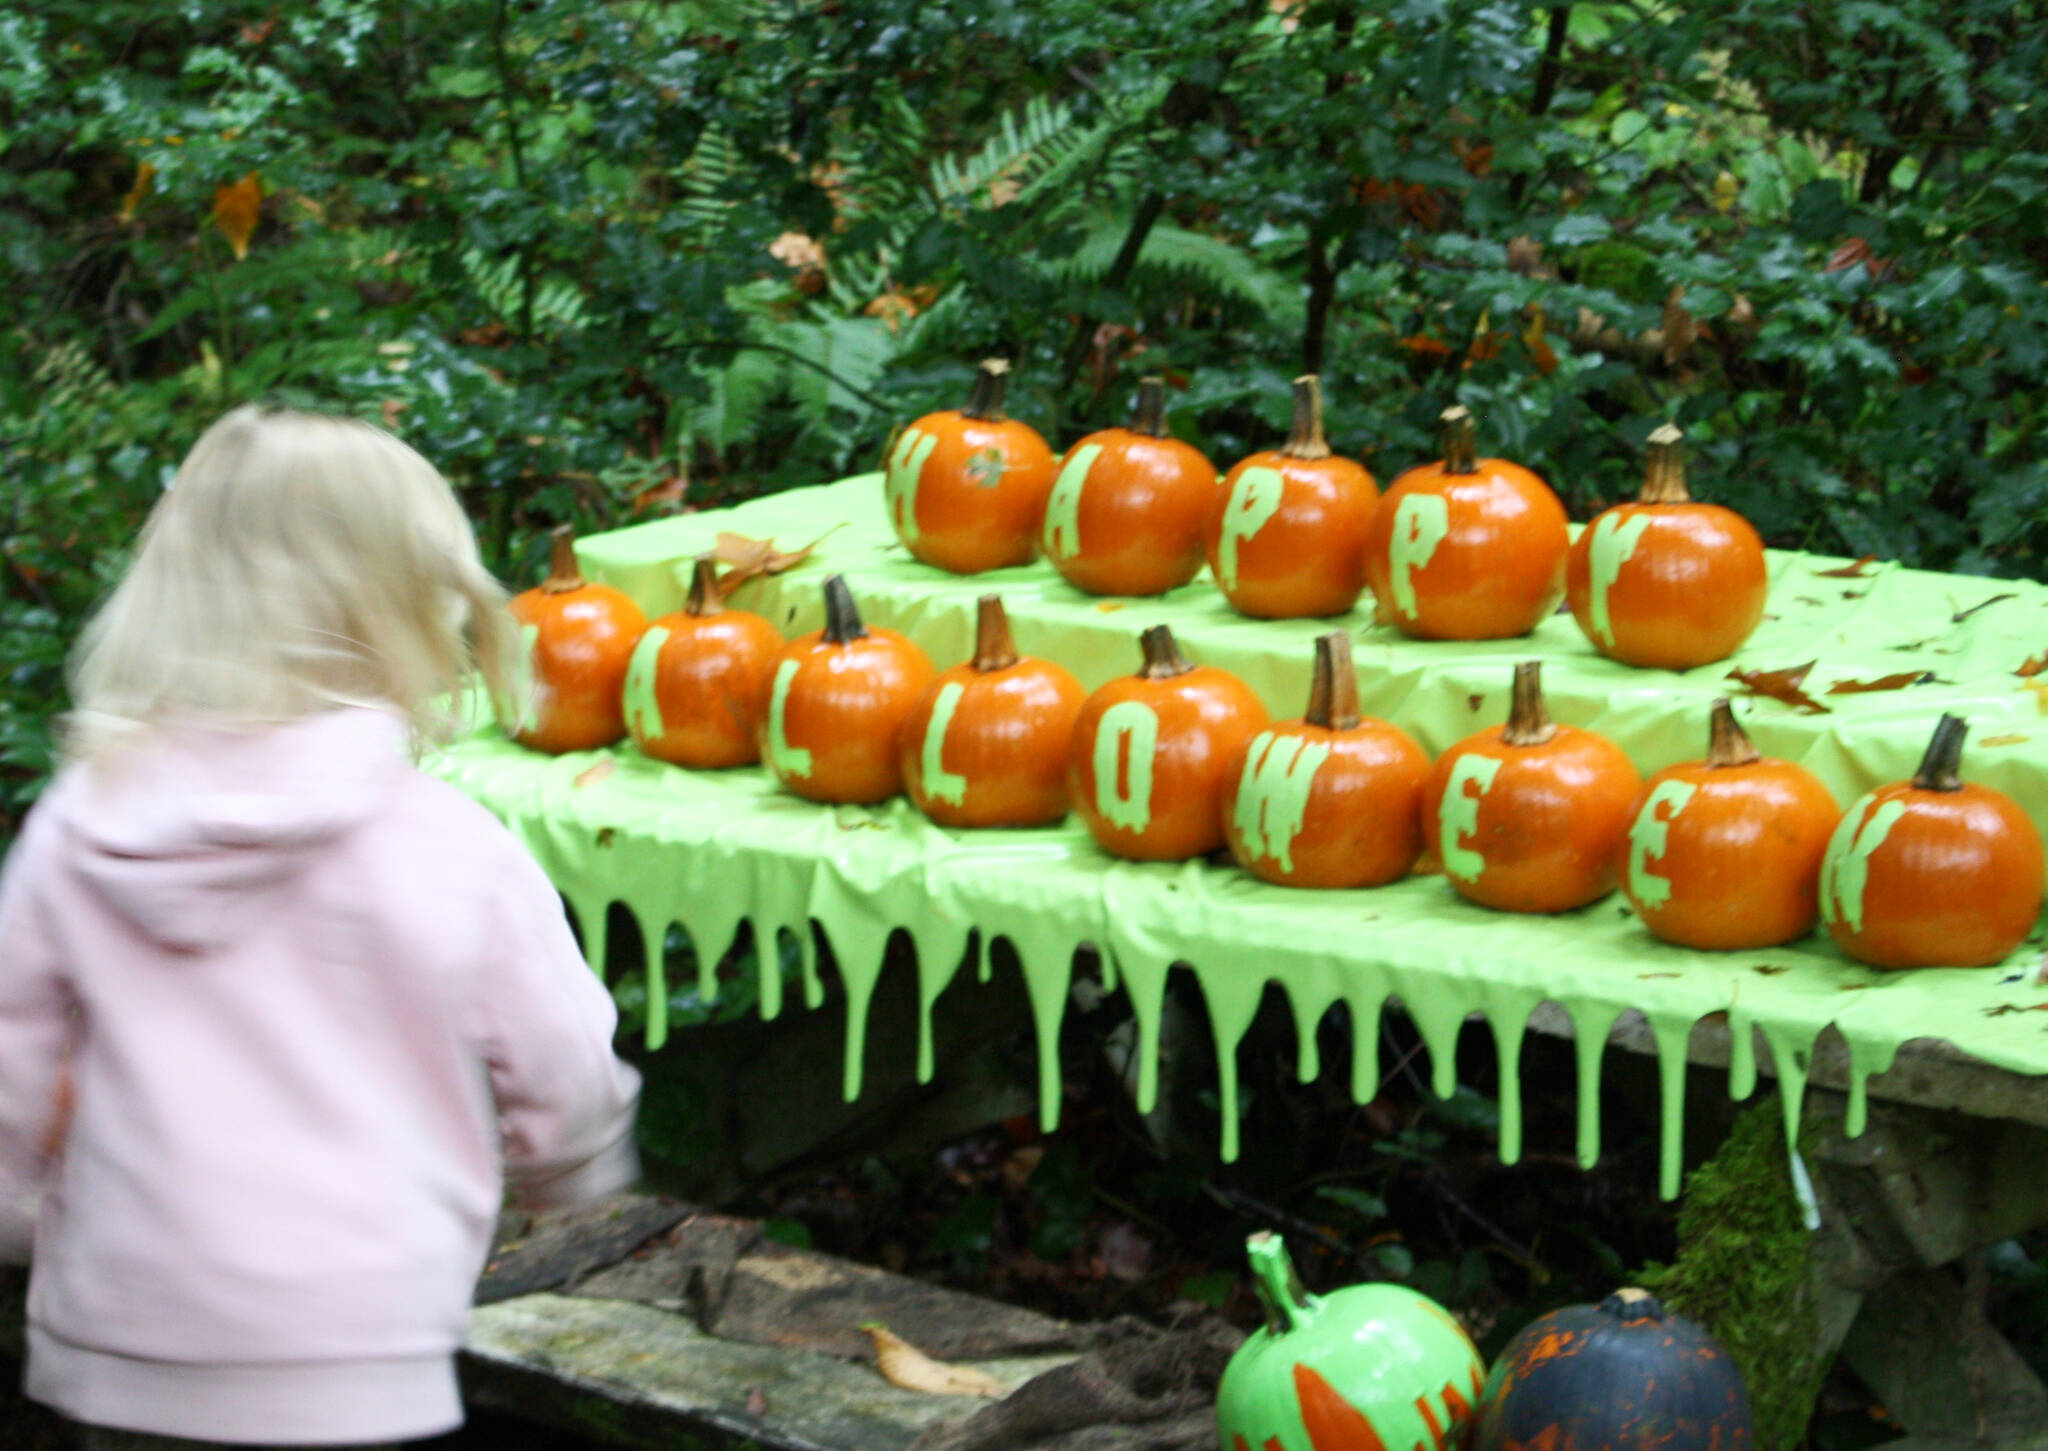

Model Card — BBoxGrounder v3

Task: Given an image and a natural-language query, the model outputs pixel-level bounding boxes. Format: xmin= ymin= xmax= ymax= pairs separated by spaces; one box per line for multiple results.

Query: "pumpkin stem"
xmin=1281 ymin=375 xmax=1334 ymax=461
xmin=1639 ymin=423 xmax=1692 ymax=504
xmin=1911 ymin=713 xmax=1968 ymax=792
xmin=1706 ymin=697 xmax=1761 ymax=768
xmin=685 ymin=554 xmax=725 ymax=616
xmin=1136 ymin=624 xmax=1196 ymax=680
xmin=1305 ymin=632 xmax=1361 ymax=731
xmin=1130 ymin=376 xmax=1169 ymax=438
xmin=1502 ymin=661 xmax=1558 ymax=746
xmin=821 ymin=573 xmax=868 ymax=645
xmin=961 ymin=357 xmax=1012 ymax=423
xmin=1438 ymin=405 xmax=1479 ymax=475
xmin=972 ymin=594 xmax=1020 ymax=672
xmin=541 ymin=524 xmax=585 ymax=593
xmin=1600 ymin=1287 xmax=1667 ymax=1323
xmin=1244 ymin=1232 xmax=1317 ymax=1336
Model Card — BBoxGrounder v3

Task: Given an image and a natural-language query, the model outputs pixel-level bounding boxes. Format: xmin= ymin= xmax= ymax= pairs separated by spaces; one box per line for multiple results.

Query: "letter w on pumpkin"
xmin=1233 ymin=731 xmax=1333 ymax=874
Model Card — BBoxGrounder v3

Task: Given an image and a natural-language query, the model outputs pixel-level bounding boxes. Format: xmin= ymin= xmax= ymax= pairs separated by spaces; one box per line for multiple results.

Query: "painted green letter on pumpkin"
xmin=1093 ymin=701 xmax=1158 ymax=832
xmin=1587 ymin=512 xmax=1654 ymax=646
xmin=1820 ymin=795 xmax=1906 ymax=933
xmin=1390 ymin=494 xmax=1450 ymax=617
xmin=1627 ymin=778 xmax=1697 ymax=911
xmin=1218 ymin=466 xmax=1285 ymax=594
xmin=884 ymin=428 xmax=938 ymax=546
xmin=1043 ymin=443 xmax=1100 ymax=562
xmin=766 ymin=658 xmax=814 ymax=780
xmin=919 ymin=682 xmax=970 ymax=805
xmin=1232 ymin=731 xmax=1333 ymax=874
xmin=1439 ymin=754 xmax=1503 ymax=882
xmin=623 ymin=625 xmax=671 ymax=744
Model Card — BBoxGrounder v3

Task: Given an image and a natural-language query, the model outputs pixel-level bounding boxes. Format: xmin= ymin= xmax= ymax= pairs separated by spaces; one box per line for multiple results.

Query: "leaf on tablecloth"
xmin=1953 ymin=593 xmax=2017 ymax=623
xmin=1826 ymin=670 xmax=1930 ymax=695
xmin=1726 ymin=660 xmax=1831 ymax=713
xmin=2016 ymin=653 xmax=2048 ymax=678
xmin=1982 ymin=1002 xmax=2048 ymax=1018
xmin=1096 ymin=601 xmax=1125 ymax=612
xmin=862 ymin=1324 xmax=1007 ymax=1398
xmin=1982 ymin=733 xmax=2029 ymax=747
xmin=1813 ymin=555 xmax=1878 ymax=578
xmin=1752 ymin=964 xmax=1791 ymax=975
xmin=573 ymin=759 xmax=615 ymax=789
xmin=2025 ymin=681 xmax=2048 ymax=715
xmin=713 ymin=523 xmax=843 ymax=590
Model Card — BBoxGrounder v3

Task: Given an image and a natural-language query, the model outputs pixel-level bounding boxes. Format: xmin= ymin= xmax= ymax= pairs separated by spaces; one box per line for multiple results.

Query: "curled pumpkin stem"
xmin=1131 ymin=376 xmax=1169 ymax=438
xmin=1137 ymin=624 xmax=1195 ymax=680
xmin=1705 ymin=696 xmax=1761 ymax=768
xmin=1305 ymin=631 xmax=1361 ymax=731
xmin=822 ymin=573 xmax=868 ymax=645
xmin=1912 ymin=712 xmax=1968 ymax=792
xmin=1438 ymin=405 xmax=1479 ymax=475
xmin=542 ymin=524 xmax=585 ymax=593
xmin=962 ymin=357 xmax=1012 ymax=422
xmin=1640 ymin=423 xmax=1691 ymax=504
xmin=1282 ymin=375 xmax=1333 ymax=461
xmin=972 ymin=594 xmax=1020 ymax=672
xmin=686 ymin=554 xmax=725 ymax=616
xmin=1502 ymin=660 xmax=1558 ymax=746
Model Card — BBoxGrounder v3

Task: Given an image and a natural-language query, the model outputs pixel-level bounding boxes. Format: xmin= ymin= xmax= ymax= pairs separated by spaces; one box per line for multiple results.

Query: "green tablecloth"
xmin=425 ymin=474 xmax=2048 ymax=1198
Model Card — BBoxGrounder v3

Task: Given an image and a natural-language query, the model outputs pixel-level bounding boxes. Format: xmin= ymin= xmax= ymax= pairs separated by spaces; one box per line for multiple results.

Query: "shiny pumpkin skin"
xmin=883 ymin=410 xmax=1057 ymax=575
xmin=1225 ymin=720 xmax=1431 ymax=889
xmin=504 ymin=580 xmax=647 ymax=754
xmin=623 ymin=605 xmax=784 ymax=768
xmin=1423 ymin=724 xmax=1641 ymax=913
xmin=759 ymin=626 xmax=936 ymax=804
xmin=1043 ymin=426 xmax=1221 ymax=597
xmin=1206 ymin=451 xmax=1380 ymax=619
xmin=1566 ymin=502 xmax=1768 ymax=669
xmin=1475 ymin=1292 xmax=1755 ymax=1451
xmin=1362 ymin=459 xmax=1568 ymax=640
xmin=900 ymin=655 xmax=1086 ymax=828
xmin=1069 ymin=663 xmax=1269 ymax=862
xmin=1820 ymin=781 xmax=2045 ymax=968
xmin=1625 ymin=754 xmax=1838 ymax=949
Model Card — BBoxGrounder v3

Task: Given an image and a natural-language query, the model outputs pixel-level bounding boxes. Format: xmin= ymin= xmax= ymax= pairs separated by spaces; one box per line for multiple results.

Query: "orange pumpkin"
xmin=1623 ymin=699 xmax=1838 ymax=949
xmin=1567 ymin=425 xmax=1769 ymax=669
xmin=1069 ymin=625 xmax=1270 ymax=861
xmin=622 ymin=555 xmax=784 ymax=768
xmin=899 ymin=594 xmax=1085 ymax=828
xmin=1224 ymin=632 xmax=1431 ymax=888
xmin=1362 ymin=405 xmax=1569 ymax=640
xmin=499 ymin=525 xmax=648 ymax=753
xmin=1042 ymin=375 xmax=1220 ymax=597
xmin=759 ymin=574 xmax=935 ymax=804
xmin=1820 ymin=714 xmax=2045 ymax=968
xmin=1205 ymin=375 xmax=1379 ymax=618
xmin=1423 ymin=662 xmax=1641 ymax=912
xmin=882 ymin=357 xmax=1057 ymax=574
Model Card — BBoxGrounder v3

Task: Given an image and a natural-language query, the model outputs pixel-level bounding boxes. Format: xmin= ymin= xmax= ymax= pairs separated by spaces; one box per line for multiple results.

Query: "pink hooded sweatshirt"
xmin=0 ymin=706 xmax=641 ymax=1445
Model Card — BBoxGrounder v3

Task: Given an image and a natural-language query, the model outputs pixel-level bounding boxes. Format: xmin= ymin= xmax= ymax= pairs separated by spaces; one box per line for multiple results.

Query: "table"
xmin=426 ymin=473 xmax=2048 ymax=1202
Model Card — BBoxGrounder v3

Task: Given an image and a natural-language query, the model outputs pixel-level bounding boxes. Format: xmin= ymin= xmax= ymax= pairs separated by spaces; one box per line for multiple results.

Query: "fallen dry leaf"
xmin=1953 ymin=593 xmax=2017 ymax=624
xmin=572 ymin=759 xmax=616 ymax=789
xmin=2017 ymin=654 xmax=2048 ymax=679
xmin=1753 ymin=964 xmax=1791 ymax=976
xmin=862 ymin=1324 xmax=1007 ymax=1398
xmin=211 ymin=172 xmax=262 ymax=259
xmin=1982 ymin=1002 xmax=2048 ymax=1018
xmin=1982 ymin=733 xmax=2029 ymax=747
xmin=1826 ymin=671 xmax=1930 ymax=695
xmin=1095 ymin=601 xmax=1124 ymax=613
xmin=1813 ymin=555 xmax=1879 ymax=578
xmin=1726 ymin=661 xmax=1831 ymax=714
xmin=713 ymin=523 xmax=843 ymax=591
xmin=2025 ymin=680 xmax=2048 ymax=715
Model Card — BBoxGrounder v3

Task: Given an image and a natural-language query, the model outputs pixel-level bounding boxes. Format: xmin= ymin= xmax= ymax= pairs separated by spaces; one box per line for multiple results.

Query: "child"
xmin=0 ymin=405 xmax=642 ymax=1449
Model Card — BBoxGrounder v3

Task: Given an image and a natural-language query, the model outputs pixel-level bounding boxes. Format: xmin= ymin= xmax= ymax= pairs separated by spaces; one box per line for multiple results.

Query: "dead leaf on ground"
xmin=713 ymin=523 xmax=844 ymax=590
xmin=572 ymin=759 xmax=615 ymax=789
xmin=1813 ymin=555 xmax=1879 ymax=578
xmin=1097 ymin=1222 xmax=1155 ymax=1282
xmin=1827 ymin=671 xmax=1930 ymax=695
xmin=862 ymin=1324 xmax=1008 ymax=1398
xmin=1726 ymin=660 xmax=1831 ymax=714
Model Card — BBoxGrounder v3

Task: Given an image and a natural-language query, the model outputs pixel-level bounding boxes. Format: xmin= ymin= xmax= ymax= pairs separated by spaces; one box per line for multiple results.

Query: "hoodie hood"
xmin=53 ymin=707 xmax=410 ymax=952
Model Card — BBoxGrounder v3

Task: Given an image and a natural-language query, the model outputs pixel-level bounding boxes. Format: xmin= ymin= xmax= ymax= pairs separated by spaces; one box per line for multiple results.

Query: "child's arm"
xmin=0 ymin=813 xmax=75 ymax=1262
xmin=472 ymin=846 xmax=642 ymax=1210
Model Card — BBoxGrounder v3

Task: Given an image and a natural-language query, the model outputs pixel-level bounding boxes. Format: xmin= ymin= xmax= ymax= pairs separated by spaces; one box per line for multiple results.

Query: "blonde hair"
xmin=67 ymin=404 xmax=515 ymax=760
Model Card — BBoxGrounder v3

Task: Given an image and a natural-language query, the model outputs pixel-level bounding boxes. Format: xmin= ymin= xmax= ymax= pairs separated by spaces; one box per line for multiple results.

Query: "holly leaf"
xmin=862 ymin=1324 xmax=1007 ymax=1398
xmin=712 ymin=523 xmax=843 ymax=590
xmin=1813 ymin=555 xmax=1879 ymax=578
xmin=1827 ymin=671 xmax=1930 ymax=695
xmin=1726 ymin=661 xmax=1831 ymax=713
xmin=211 ymin=172 xmax=263 ymax=260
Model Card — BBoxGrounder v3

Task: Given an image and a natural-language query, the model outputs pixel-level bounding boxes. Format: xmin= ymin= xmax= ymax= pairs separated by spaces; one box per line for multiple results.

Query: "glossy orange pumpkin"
xmin=1362 ymin=406 xmax=1569 ymax=640
xmin=499 ymin=525 xmax=649 ymax=753
xmin=758 ymin=575 xmax=935 ymax=804
xmin=1224 ymin=632 xmax=1431 ymax=888
xmin=1069 ymin=625 xmax=1270 ymax=861
xmin=1820 ymin=714 xmax=2046 ymax=968
xmin=1042 ymin=375 xmax=1220 ymax=597
xmin=899 ymin=594 xmax=1085 ymax=828
xmin=882 ymin=357 xmax=1057 ymax=575
xmin=1423 ymin=662 xmax=1641 ymax=912
xmin=1205 ymin=375 xmax=1379 ymax=618
xmin=622 ymin=555 xmax=784 ymax=768
xmin=1623 ymin=699 xmax=1838 ymax=949
xmin=1567 ymin=425 xmax=1769 ymax=669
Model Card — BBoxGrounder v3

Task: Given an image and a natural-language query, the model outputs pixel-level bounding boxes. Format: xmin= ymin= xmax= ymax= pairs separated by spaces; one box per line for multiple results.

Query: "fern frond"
xmin=458 ymin=249 xmax=589 ymax=334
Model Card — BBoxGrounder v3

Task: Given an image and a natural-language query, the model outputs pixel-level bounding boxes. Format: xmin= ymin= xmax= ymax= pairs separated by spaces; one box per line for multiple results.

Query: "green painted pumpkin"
xmin=1216 ymin=1232 xmax=1485 ymax=1451
xmin=1475 ymin=1288 xmax=1754 ymax=1451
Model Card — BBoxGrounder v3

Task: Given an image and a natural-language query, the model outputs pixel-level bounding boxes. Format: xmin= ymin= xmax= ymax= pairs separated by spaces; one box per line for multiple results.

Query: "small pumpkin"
xmin=1043 ymin=375 xmax=1221 ymax=597
xmin=759 ymin=574 xmax=935 ymax=804
xmin=1566 ymin=424 xmax=1769 ymax=669
xmin=1205 ymin=375 xmax=1379 ymax=618
xmin=1475 ymin=1288 xmax=1755 ymax=1451
xmin=499 ymin=524 xmax=649 ymax=754
xmin=883 ymin=357 xmax=1058 ymax=575
xmin=1216 ymin=1231 xmax=1485 ymax=1451
xmin=899 ymin=594 xmax=1085 ymax=828
xmin=1069 ymin=625 xmax=1269 ymax=861
xmin=1362 ymin=406 xmax=1569 ymax=640
xmin=1423 ymin=662 xmax=1640 ymax=913
xmin=1224 ymin=632 xmax=1431 ymax=889
xmin=1820 ymin=713 xmax=2046 ymax=968
xmin=1624 ymin=698 xmax=1838 ymax=949
xmin=622 ymin=555 xmax=784 ymax=768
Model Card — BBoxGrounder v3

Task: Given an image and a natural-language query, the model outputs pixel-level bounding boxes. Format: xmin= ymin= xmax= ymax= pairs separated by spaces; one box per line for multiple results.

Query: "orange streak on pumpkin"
xmin=1294 ymin=1363 xmax=1391 ymax=1451
xmin=1439 ymin=1381 xmax=1475 ymax=1439
xmin=1416 ymin=1392 xmax=1447 ymax=1450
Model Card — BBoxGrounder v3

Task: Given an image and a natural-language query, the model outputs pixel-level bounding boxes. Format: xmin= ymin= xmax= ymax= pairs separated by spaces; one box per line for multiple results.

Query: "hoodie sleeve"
xmin=0 ymin=809 xmax=76 ymax=1263
xmin=470 ymin=841 xmax=642 ymax=1211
